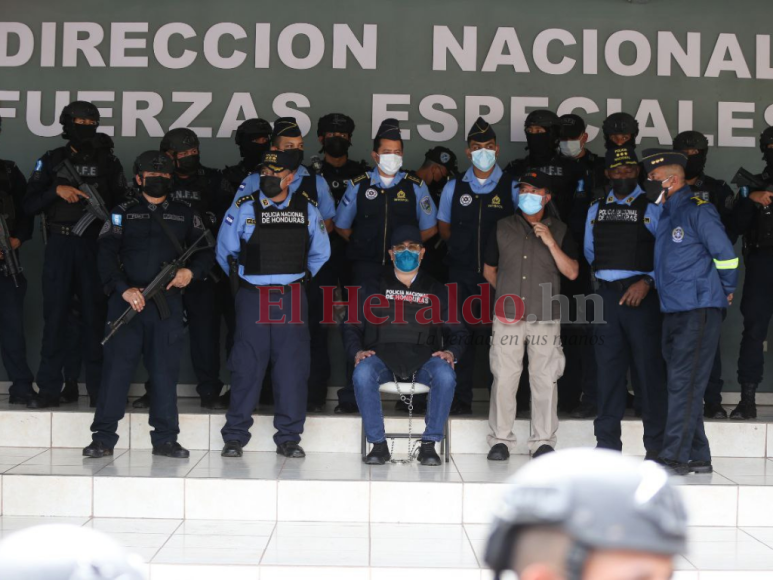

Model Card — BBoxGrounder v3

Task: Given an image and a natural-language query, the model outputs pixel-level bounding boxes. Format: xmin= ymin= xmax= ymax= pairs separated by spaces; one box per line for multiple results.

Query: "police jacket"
xmin=24 ymin=143 xmax=128 ymax=237
xmin=168 ymin=166 xmax=234 ymax=233
xmin=0 ymin=158 xmax=33 ymax=243
xmin=654 ymin=186 xmax=738 ymax=313
xmin=341 ymin=268 xmax=468 ymax=378
xmin=98 ymin=195 xmax=214 ymax=297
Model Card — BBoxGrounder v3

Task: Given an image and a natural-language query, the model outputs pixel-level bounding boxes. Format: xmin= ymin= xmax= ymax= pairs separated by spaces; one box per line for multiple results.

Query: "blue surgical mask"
xmin=471 ymin=148 xmax=496 ymax=172
xmin=518 ymin=193 xmax=544 ymax=216
xmin=394 ymin=249 xmax=421 ymax=273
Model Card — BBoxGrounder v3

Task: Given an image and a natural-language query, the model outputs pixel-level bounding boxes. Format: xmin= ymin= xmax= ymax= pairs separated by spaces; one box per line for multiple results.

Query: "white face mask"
xmin=378 ymin=153 xmax=403 ymax=176
xmin=559 ymin=139 xmax=584 ymax=158
xmin=471 ymin=148 xmax=497 ymax=172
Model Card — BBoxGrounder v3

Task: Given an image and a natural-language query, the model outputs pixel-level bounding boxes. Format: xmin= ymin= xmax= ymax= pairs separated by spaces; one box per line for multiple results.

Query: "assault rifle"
xmin=55 ymin=158 xmax=110 ymax=236
xmin=0 ymin=214 xmax=21 ymax=287
xmin=731 ymin=167 xmax=773 ymax=195
xmin=101 ymin=229 xmax=215 ymax=345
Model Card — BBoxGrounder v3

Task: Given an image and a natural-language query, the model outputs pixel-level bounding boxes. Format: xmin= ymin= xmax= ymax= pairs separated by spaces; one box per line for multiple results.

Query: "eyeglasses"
xmin=394 ymin=243 xmax=422 ymax=252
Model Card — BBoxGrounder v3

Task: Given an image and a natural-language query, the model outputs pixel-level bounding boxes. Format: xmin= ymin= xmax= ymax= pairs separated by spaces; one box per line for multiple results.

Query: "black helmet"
xmin=133 ymin=150 xmax=175 ymax=176
xmin=59 ymin=101 xmax=100 ymax=127
xmin=317 ymin=113 xmax=355 ymax=137
xmin=760 ymin=127 xmax=773 ymax=153
xmin=674 ymin=130 xmax=709 ymax=151
xmin=485 ymin=449 xmax=687 ymax=580
xmin=525 ymin=110 xmax=560 ymax=132
xmin=160 ymin=128 xmax=200 ymax=153
xmin=235 ymin=118 xmax=272 ymax=146
xmin=603 ymin=112 xmax=639 ymax=139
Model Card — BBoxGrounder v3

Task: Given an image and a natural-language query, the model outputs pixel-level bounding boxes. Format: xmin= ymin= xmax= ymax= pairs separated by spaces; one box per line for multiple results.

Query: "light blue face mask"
xmin=394 ymin=249 xmax=421 ymax=272
xmin=518 ymin=193 xmax=544 ymax=216
xmin=471 ymin=148 xmax=497 ymax=172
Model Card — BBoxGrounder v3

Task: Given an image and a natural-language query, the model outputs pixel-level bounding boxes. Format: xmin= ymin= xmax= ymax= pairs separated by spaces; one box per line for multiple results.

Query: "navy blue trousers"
xmin=36 ymin=236 xmax=105 ymax=400
xmin=593 ymin=287 xmax=667 ymax=453
xmin=91 ymin=293 xmax=185 ymax=448
xmin=0 ymin=273 xmax=34 ymax=397
xmin=222 ymin=286 xmax=310 ymax=447
xmin=661 ymin=308 xmax=722 ymax=464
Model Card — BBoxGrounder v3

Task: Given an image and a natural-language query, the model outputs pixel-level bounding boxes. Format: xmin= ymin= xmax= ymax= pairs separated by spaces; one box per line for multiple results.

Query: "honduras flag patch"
xmin=112 ymin=214 xmax=122 ymax=226
xmin=225 ymin=213 xmax=235 ymax=225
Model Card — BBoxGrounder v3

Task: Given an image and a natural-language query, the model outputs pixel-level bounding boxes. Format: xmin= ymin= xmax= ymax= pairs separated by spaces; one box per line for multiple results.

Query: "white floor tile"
xmin=278 ymin=452 xmax=370 ymax=481
xmin=106 ymin=531 xmax=172 ymax=549
xmin=187 ymin=451 xmax=285 ymax=480
xmin=369 ymin=460 xmax=462 ymax=483
xmin=452 ymin=454 xmax=528 ymax=483
xmin=130 ymin=413 xmax=210 ymax=451
xmin=463 ymin=483 xmax=513 ymax=525
xmin=86 ymin=517 xmax=182 ymax=534
xmin=0 ymin=515 xmax=91 ymax=530
xmin=0 ymin=411 xmax=51 ymax=448
xmin=301 ymin=415 xmax=362 ymax=453
xmin=371 ymin=481 xmax=463 ymax=524
xmin=371 ymin=568 xmax=481 ymax=580
xmin=371 ymin=524 xmax=479 ymax=568
xmin=261 ymin=567 xmax=369 ymax=580
xmin=94 ymin=477 xmax=184 ymax=519
xmin=174 ymin=520 xmax=275 ymax=537
xmin=95 ymin=449 xmax=205 ymax=478
xmin=705 ymin=423 xmax=766 ymax=458
xmin=739 ymin=487 xmax=773 ymax=527
xmin=185 ymin=478 xmax=277 ymax=520
xmin=165 ymin=534 xmax=270 ymax=551
xmin=679 ymin=485 xmax=738 ymax=527
xmin=2 ymin=475 xmax=92 ymax=517
xmin=52 ymin=412 xmax=129 ymax=449
xmin=150 ymin=564 xmax=259 ymax=580
xmin=277 ymin=480 xmax=369 ymax=522
xmin=153 ymin=546 xmax=265 ymax=565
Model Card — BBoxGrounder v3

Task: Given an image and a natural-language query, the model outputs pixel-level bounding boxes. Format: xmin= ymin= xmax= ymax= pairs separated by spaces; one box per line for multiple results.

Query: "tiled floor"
xmin=1 ymin=516 xmax=773 ymax=577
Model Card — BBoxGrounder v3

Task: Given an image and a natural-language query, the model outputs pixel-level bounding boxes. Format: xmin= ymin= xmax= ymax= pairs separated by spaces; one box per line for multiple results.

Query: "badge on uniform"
xmin=319 ymin=219 xmax=325 ymax=232
xmin=460 ymin=194 xmax=473 ymax=207
xmin=261 ymin=198 xmax=270 ymax=207
xmin=99 ymin=222 xmax=111 ymax=236
xmin=112 ymin=214 xmax=122 ymax=226
xmin=365 ymin=188 xmax=378 ymax=200
xmin=420 ymin=195 xmax=432 ymax=215
xmin=225 ymin=214 xmax=235 ymax=225
xmin=239 ymin=184 xmax=246 ymax=190
xmin=672 ymin=227 xmax=685 ymax=243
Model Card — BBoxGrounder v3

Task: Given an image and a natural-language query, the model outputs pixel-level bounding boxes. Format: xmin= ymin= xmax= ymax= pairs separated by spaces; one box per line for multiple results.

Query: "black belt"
xmin=47 ymin=224 xmax=77 ymax=236
xmin=597 ymin=275 xmax=645 ymax=291
xmin=239 ymin=277 xmax=306 ymax=292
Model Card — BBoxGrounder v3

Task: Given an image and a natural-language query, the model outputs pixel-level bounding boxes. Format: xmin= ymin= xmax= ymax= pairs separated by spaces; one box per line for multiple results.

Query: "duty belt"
xmin=47 ymin=224 xmax=76 ymax=236
xmin=597 ymin=275 xmax=645 ymax=291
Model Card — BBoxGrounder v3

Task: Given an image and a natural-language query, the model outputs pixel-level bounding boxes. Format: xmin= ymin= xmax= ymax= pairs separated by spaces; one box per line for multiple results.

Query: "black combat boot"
xmin=730 ymin=383 xmax=757 ymax=420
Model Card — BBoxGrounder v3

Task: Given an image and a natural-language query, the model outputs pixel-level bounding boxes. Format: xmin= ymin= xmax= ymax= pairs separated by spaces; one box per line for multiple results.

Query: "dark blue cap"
xmin=641 ymin=149 xmax=687 ymax=172
xmin=272 ymin=117 xmax=302 ymax=139
xmin=376 ymin=118 xmax=402 ymax=141
xmin=391 ymin=224 xmax=422 ymax=247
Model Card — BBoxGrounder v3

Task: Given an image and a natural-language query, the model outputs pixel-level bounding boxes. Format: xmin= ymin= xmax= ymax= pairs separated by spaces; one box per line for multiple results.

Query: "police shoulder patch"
xmin=351 ymin=173 xmax=369 ymax=185
xmin=690 ymin=196 xmax=708 ymax=206
xmin=404 ymin=173 xmax=424 ymax=186
xmin=644 ymin=217 xmax=651 ymax=224
xmin=235 ymin=194 xmax=254 ymax=207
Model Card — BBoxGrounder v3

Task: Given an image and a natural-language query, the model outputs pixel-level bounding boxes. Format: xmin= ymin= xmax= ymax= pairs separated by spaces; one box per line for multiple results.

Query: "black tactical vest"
xmin=347 ymin=173 xmax=422 ymax=264
xmin=362 ymin=272 xmax=442 ymax=378
xmin=593 ymin=194 xmax=655 ymax=272
xmin=750 ymin=171 xmax=773 ymax=249
xmin=296 ymin=172 xmax=319 ymax=204
xmin=0 ymin=161 xmax=15 ymax=230
xmin=445 ymin=175 xmax=516 ymax=272
xmin=46 ymin=147 xmax=111 ymax=225
xmin=316 ymin=159 xmax=369 ymax=205
xmin=239 ymin=193 xmax=310 ymax=276
xmin=168 ymin=168 xmax=218 ymax=221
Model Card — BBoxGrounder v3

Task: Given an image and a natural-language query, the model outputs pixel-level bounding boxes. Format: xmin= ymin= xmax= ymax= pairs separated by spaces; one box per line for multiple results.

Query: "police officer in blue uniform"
xmin=731 ymin=126 xmax=773 ymax=420
xmin=673 ymin=130 xmax=737 ymax=420
xmin=83 ymin=151 xmax=215 ymax=458
xmin=24 ymin=101 xmax=128 ymax=408
xmin=437 ymin=117 xmax=518 ymax=415
xmin=0 ymin=114 xmax=35 ymax=405
xmin=223 ymin=118 xmax=273 ymax=191
xmin=585 ymin=147 xmax=667 ymax=457
xmin=217 ymin=150 xmax=330 ymax=458
xmin=268 ymin=116 xmax=338 ymax=412
xmin=130 ymin=128 xmax=234 ymax=410
xmin=646 ymin=149 xmax=738 ymax=475
xmin=334 ymin=118 xmax=438 ymax=413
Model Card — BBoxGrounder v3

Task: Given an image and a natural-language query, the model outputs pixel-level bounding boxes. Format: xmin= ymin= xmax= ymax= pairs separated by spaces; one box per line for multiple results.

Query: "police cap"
xmin=605 ymin=147 xmax=639 ymax=170
xmin=317 ymin=113 xmax=355 ymax=137
xmin=673 ymin=130 xmax=709 ymax=152
xmin=467 ymin=117 xmax=497 ymax=143
xmin=272 ymin=117 xmax=302 ymax=139
xmin=391 ymin=224 xmax=422 ymax=247
xmin=375 ymin=118 xmax=402 ymax=141
xmin=642 ymin=148 xmax=688 ymax=173
xmin=160 ymin=128 xmax=199 ymax=153
xmin=133 ymin=150 xmax=175 ymax=176
xmin=425 ymin=146 xmax=458 ymax=174
xmin=559 ymin=114 xmax=586 ymax=140
xmin=261 ymin=150 xmax=300 ymax=173
xmin=518 ymin=170 xmax=551 ymax=190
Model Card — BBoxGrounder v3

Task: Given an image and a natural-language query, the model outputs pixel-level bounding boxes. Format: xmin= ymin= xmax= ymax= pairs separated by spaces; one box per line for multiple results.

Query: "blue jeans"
xmin=353 ymin=354 xmax=456 ymax=444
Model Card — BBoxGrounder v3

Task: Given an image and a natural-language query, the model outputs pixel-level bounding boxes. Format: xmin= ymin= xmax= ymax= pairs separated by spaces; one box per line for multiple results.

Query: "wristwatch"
xmin=642 ymin=275 xmax=654 ymax=287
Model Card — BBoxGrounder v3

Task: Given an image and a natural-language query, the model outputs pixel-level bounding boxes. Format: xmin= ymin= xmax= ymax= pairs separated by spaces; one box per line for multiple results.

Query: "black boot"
xmin=132 ymin=393 xmax=150 ymax=409
xmin=60 ymin=380 xmax=79 ymax=404
xmin=364 ymin=441 xmax=391 ymax=465
xmin=417 ymin=441 xmax=442 ymax=466
xmin=730 ymin=383 xmax=757 ymax=420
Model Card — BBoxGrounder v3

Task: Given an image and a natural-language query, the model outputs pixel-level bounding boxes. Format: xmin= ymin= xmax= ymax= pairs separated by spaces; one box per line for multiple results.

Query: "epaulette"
xmin=589 ymin=198 xmax=601 ymax=206
xmin=351 ymin=173 xmax=369 ymax=185
xmin=117 ymin=198 xmax=139 ymax=211
xmin=404 ymin=173 xmax=424 ymax=186
xmin=235 ymin=194 xmax=254 ymax=207
xmin=690 ymin=196 xmax=708 ymax=206
xmin=301 ymin=191 xmax=319 ymax=207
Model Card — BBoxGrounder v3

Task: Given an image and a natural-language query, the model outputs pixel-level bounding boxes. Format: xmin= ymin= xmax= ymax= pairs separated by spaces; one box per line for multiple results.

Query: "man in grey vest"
xmin=483 ymin=171 xmax=579 ymax=461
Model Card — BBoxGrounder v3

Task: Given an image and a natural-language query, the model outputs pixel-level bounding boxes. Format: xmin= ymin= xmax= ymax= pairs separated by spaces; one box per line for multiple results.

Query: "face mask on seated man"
xmin=341 ymin=224 xmax=469 ymax=467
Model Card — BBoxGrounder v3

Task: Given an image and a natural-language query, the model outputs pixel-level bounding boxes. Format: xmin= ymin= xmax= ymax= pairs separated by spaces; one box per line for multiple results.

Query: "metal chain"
xmin=386 ymin=372 xmax=420 ymax=464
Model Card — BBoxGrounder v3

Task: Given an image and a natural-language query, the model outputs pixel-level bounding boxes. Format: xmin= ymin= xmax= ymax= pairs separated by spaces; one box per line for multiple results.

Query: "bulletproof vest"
xmin=445 ymin=174 xmax=516 ymax=272
xmin=46 ymin=147 xmax=111 ymax=225
xmin=168 ymin=168 xmax=218 ymax=221
xmin=689 ymin=176 xmax=719 ymax=207
xmin=318 ymin=159 xmax=369 ymax=204
xmin=592 ymin=194 xmax=655 ymax=272
xmin=296 ymin=171 xmax=319 ymax=204
xmin=347 ymin=173 xmax=421 ymax=264
xmin=0 ymin=161 xmax=15 ymax=230
xmin=239 ymin=193 xmax=310 ymax=276
xmin=362 ymin=272 xmax=442 ymax=378
xmin=749 ymin=170 xmax=773 ymax=249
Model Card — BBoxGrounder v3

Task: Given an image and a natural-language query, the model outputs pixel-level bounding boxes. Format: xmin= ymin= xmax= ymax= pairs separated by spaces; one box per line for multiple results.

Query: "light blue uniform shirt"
xmin=584 ymin=186 xmax=661 ymax=282
xmin=217 ymin=174 xmax=331 ymax=286
xmin=437 ymin=165 xmax=519 ymax=223
xmin=334 ymin=170 xmax=438 ymax=230
xmin=291 ymin=165 xmax=336 ymax=221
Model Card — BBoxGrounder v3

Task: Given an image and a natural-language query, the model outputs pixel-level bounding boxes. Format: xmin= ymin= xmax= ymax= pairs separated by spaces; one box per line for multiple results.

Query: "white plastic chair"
xmin=360 ymin=381 xmax=450 ymax=463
